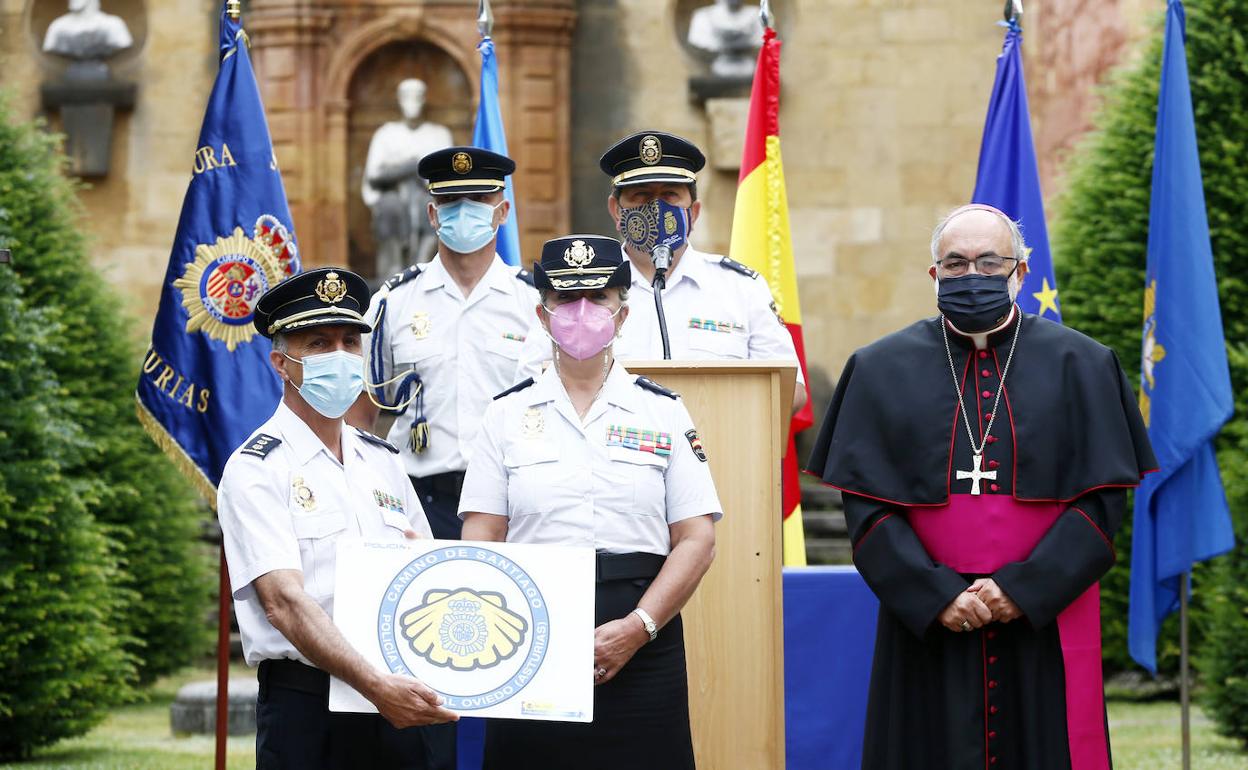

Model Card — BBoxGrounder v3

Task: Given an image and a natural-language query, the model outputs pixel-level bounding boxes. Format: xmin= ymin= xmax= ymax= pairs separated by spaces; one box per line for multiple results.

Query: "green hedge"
xmin=0 ymin=93 xmax=213 ymax=688
xmin=1050 ymin=0 xmax=1248 ymax=743
xmin=0 ymin=265 xmax=134 ymax=759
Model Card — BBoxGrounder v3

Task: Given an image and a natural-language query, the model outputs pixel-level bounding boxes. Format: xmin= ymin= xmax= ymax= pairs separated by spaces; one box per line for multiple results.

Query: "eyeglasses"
xmin=934 ymin=255 xmax=1019 ymax=277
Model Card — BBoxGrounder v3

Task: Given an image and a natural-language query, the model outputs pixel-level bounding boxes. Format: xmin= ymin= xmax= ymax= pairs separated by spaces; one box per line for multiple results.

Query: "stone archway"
xmin=247 ymin=1 xmax=576 ymax=270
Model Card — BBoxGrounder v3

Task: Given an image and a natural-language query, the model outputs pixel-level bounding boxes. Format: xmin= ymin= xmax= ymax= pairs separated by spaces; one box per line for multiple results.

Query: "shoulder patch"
xmin=239 ymin=433 xmax=281 ymax=459
xmin=354 ymin=428 xmax=399 ymax=454
xmin=515 ymin=268 xmax=536 ymax=288
xmin=494 ymin=377 xmax=536 ymax=401
xmin=383 ymin=264 xmax=423 ymax=292
xmin=719 ymin=256 xmax=759 ymax=279
xmin=635 ymin=376 xmax=679 ymax=399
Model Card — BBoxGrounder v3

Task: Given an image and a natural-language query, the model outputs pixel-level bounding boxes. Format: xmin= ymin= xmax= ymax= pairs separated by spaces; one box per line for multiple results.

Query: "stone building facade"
xmin=2 ymin=0 xmax=1155 ymax=408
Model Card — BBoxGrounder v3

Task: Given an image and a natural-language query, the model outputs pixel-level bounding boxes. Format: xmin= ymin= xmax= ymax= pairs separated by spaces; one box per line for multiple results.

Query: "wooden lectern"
xmin=628 ymin=360 xmax=797 ymax=770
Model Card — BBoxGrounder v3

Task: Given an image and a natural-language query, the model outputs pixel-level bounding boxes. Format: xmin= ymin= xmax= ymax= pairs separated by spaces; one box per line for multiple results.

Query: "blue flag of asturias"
xmin=472 ymin=35 xmax=521 ymax=266
xmin=136 ymin=5 xmax=299 ymax=496
xmin=1128 ymin=0 xmax=1235 ymax=675
xmin=971 ymin=18 xmax=1061 ymax=322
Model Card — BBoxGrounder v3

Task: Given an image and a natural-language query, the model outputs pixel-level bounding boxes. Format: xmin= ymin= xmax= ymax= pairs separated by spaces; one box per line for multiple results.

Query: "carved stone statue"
xmin=43 ymin=0 xmax=133 ymax=64
xmin=362 ymin=79 xmax=453 ymax=278
xmin=687 ymin=0 xmax=764 ymax=79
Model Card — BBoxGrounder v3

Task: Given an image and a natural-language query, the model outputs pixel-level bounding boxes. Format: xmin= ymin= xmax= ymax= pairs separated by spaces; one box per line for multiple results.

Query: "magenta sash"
xmin=907 ymin=495 xmax=1110 ymax=770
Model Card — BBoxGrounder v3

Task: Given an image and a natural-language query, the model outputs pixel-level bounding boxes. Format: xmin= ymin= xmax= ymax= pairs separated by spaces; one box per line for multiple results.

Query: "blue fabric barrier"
xmin=456 ymin=565 xmax=878 ymax=769
xmin=783 ymin=566 xmax=877 ymax=770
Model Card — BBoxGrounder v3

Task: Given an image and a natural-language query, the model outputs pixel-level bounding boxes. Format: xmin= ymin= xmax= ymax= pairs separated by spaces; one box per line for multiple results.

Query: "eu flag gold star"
xmin=1033 ymin=277 xmax=1060 ymax=317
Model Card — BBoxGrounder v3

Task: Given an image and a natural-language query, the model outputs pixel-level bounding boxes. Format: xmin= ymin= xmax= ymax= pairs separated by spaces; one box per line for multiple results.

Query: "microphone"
xmin=651 ymin=243 xmax=673 ymax=273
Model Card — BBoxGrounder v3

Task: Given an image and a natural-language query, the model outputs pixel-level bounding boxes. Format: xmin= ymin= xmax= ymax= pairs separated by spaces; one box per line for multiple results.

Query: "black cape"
xmin=806 ymin=313 xmax=1157 ymax=770
xmin=808 ymin=313 xmax=1155 ymax=504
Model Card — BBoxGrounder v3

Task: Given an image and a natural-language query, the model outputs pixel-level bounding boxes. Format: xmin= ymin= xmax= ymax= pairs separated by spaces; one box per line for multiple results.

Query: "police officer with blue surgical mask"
xmin=217 ymin=267 xmax=455 ymax=770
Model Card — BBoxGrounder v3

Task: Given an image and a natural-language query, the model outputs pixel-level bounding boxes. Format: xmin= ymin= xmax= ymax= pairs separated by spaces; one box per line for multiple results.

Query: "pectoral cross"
xmin=956 ymin=453 xmax=996 ymax=496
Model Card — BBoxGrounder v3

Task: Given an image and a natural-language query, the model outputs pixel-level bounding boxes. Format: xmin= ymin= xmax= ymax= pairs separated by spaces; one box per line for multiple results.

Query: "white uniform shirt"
xmin=517 ymin=247 xmax=803 ymax=383
xmin=458 ymin=363 xmax=723 ymax=555
xmin=366 ymin=255 xmax=540 ymax=478
xmin=217 ymin=402 xmax=433 ymax=666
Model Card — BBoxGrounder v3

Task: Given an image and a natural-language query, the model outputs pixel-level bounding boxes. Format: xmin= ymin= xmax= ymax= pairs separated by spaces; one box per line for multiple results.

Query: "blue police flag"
xmin=472 ymin=35 xmax=521 ymax=266
xmin=1127 ymin=0 xmax=1235 ymax=674
xmin=135 ymin=5 xmax=299 ymax=496
xmin=971 ymin=18 xmax=1061 ymax=322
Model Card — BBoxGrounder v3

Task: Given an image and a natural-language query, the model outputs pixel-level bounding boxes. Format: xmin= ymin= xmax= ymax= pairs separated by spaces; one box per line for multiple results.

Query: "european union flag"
xmin=472 ymin=35 xmax=522 ymax=266
xmin=135 ymin=5 xmax=299 ymax=493
xmin=971 ymin=19 xmax=1061 ymax=322
xmin=1128 ymin=0 xmax=1234 ymax=674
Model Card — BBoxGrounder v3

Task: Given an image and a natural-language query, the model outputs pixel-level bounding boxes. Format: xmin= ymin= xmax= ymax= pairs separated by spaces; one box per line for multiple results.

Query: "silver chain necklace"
xmin=941 ymin=309 xmax=1023 ymax=494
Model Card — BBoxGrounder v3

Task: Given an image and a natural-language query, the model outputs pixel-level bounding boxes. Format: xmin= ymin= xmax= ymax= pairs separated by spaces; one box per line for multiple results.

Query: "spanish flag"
xmin=729 ymin=26 xmax=812 ymax=566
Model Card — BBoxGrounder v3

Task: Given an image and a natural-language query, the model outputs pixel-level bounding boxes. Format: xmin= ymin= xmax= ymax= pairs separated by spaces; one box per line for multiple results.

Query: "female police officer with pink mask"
xmin=459 ymin=235 xmax=722 ymax=769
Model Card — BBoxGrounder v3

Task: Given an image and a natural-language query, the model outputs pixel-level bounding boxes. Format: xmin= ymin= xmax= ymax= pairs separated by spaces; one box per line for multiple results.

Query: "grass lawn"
xmin=4 ymin=667 xmax=1247 ymax=769
xmin=1110 ymin=699 xmax=1248 ymax=769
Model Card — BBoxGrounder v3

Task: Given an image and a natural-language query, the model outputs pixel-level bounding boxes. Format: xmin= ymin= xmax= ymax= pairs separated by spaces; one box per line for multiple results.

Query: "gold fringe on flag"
xmin=135 ymin=395 xmax=218 ymax=511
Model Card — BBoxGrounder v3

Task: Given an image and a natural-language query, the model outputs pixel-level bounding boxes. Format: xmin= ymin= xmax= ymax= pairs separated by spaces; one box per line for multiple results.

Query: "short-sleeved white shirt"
xmin=517 ymin=247 xmax=803 ymax=382
xmin=365 ymin=255 xmax=540 ymax=478
xmin=458 ymin=363 xmax=722 ymax=555
xmin=217 ymin=401 xmax=433 ymax=666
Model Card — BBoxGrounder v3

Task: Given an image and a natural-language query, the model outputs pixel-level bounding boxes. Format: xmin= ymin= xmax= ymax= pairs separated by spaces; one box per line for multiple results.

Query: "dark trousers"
xmin=256 ymin=659 xmax=455 ymax=770
xmin=410 ymin=472 xmax=465 ymax=541
xmin=482 ymin=575 xmax=695 ymax=770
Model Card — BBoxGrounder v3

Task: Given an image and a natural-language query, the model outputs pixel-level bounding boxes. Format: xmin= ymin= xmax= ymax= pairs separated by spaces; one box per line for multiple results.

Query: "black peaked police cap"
xmin=599 ymin=131 xmax=706 ymax=188
xmin=253 ymin=267 xmax=372 ymax=338
xmin=533 ymin=235 xmax=631 ymax=293
xmin=418 ymin=146 xmax=516 ymax=196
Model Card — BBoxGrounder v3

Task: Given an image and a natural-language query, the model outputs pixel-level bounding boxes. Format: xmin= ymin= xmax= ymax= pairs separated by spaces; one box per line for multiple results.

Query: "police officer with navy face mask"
xmin=217 ymin=268 xmax=456 ymax=770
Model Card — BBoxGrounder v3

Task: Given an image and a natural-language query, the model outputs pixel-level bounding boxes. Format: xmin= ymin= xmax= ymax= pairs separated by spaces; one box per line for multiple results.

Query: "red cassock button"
xmin=982 ymin=390 xmax=992 ymax=399
xmin=987 ymin=436 xmax=998 ymax=444
xmin=990 ymin=757 xmax=998 ymax=765
xmin=989 ymin=731 xmax=998 ymax=739
xmin=987 ymin=630 xmax=997 ymax=640
xmin=990 ymin=483 xmax=1000 ymax=492
xmin=989 ymin=656 xmax=999 ymax=664
xmin=979 ymin=350 xmax=989 ymax=359
xmin=982 ymin=369 xmax=992 ymax=378
xmin=989 ymin=460 xmax=1000 ymax=469
xmin=990 ymin=705 xmax=1000 ymax=714
xmin=989 ymin=680 xmax=999 ymax=689
xmin=985 ymin=412 xmax=993 ymax=420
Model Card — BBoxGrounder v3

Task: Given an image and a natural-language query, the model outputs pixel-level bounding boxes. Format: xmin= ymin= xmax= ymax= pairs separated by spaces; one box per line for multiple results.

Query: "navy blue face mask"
xmin=937 ymin=274 xmax=1014 ymax=333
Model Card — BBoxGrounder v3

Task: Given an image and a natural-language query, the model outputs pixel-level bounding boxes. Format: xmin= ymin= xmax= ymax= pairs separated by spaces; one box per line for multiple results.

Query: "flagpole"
xmin=1180 ymin=570 xmax=1191 ymax=770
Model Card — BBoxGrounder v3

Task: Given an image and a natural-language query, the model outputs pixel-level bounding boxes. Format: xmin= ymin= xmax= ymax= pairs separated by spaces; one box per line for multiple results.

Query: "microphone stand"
xmin=650 ymin=244 xmax=673 ymax=360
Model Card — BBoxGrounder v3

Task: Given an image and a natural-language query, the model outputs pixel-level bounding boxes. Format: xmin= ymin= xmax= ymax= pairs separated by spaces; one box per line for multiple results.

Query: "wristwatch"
xmin=631 ymin=607 xmax=658 ymax=642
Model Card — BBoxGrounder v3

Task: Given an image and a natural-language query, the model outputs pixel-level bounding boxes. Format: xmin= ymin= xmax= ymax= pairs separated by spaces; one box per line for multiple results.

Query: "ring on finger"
xmin=959 ymin=620 xmax=972 ymax=632
xmin=594 ymin=667 xmax=607 ymax=678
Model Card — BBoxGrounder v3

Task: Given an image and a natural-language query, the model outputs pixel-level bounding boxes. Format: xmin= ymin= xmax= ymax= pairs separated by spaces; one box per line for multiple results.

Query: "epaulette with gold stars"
xmin=515 ymin=267 xmax=536 ymax=288
xmin=494 ymin=378 xmax=535 ymax=400
xmin=718 ymin=256 xmax=759 ymax=280
xmin=382 ymin=264 xmax=423 ymax=292
xmin=635 ymin=376 xmax=678 ymax=399
xmin=239 ymin=433 xmax=281 ymax=459
xmin=354 ymin=428 xmax=399 ymax=454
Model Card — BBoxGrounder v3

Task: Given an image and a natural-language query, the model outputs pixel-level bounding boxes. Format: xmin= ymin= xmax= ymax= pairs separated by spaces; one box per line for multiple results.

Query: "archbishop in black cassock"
xmin=807 ymin=206 xmax=1156 ymax=770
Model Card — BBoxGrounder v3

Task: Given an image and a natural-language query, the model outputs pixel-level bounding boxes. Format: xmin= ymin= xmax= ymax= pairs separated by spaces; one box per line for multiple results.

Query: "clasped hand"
xmin=938 ymin=578 xmax=1021 ymax=633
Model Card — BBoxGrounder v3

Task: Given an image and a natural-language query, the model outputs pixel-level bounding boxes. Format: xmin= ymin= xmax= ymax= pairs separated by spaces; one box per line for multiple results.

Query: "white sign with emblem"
xmin=329 ymin=538 xmax=595 ymax=722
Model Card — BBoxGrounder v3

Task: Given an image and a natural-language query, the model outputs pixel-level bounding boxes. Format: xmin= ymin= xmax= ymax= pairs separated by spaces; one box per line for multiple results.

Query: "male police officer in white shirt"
xmin=217 ymin=267 xmax=455 ymax=769
xmin=353 ymin=147 xmax=539 ymax=542
xmin=517 ymin=130 xmax=806 ymax=414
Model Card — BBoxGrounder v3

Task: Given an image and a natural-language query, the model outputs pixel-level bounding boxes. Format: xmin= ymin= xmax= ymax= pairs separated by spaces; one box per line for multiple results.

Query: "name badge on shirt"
xmin=688 ymin=317 xmax=745 ymax=334
xmin=373 ymin=489 xmax=404 ymax=514
xmin=606 ymin=425 xmax=672 ymax=456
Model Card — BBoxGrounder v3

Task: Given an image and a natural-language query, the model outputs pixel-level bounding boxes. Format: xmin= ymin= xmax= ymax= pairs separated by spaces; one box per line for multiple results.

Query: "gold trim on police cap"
xmin=639 ymin=135 xmax=662 ymax=166
xmin=315 ymin=271 xmax=348 ymax=303
xmin=428 ymin=178 xmax=505 ymax=192
xmin=452 ymin=152 xmax=473 ymax=174
xmin=611 ymin=165 xmax=698 ymax=186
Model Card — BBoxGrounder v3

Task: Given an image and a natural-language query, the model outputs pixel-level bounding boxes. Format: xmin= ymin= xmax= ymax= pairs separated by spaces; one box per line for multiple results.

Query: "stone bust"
xmin=687 ymin=0 xmax=764 ymax=79
xmin=362 ymin=79 xmax=454 ymax=275
xmin=43 ymin=0 xmax=133 ymax=61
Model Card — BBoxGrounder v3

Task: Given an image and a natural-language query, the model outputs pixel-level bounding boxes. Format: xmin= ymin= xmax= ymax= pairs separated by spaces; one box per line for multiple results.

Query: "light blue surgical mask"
xmin=435 ymin=198 xmax=502 ymax=254
xmin=284 ymin=349 xmax=364 ymax=419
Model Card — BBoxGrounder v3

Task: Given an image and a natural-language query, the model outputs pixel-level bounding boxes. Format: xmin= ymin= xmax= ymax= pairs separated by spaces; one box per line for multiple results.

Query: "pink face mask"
xmin=545 ymin=298 xmax=620 ymax=360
